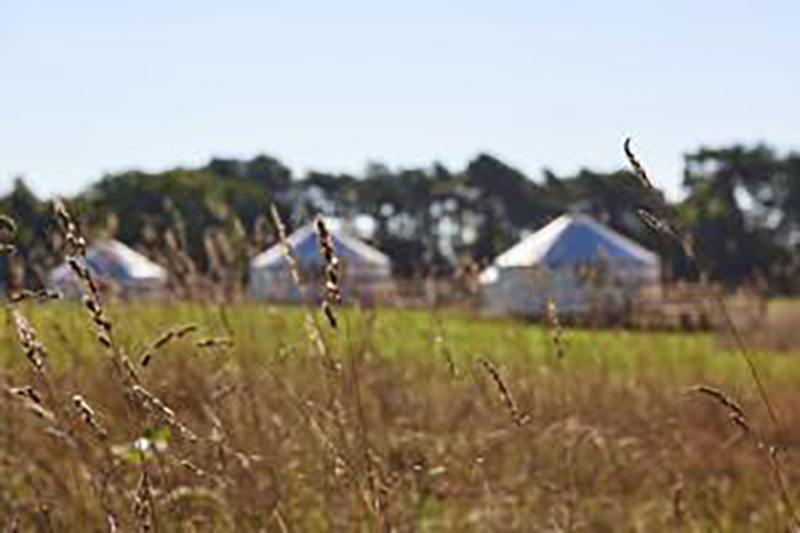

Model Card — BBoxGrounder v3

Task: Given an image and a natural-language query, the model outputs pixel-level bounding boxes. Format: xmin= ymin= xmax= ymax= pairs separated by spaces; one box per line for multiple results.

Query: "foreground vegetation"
xmin=1 ymin=301 xmax=800 ymax=531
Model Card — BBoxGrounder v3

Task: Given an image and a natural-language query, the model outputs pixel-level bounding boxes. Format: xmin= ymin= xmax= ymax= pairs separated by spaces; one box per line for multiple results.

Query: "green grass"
xmin=4 ymin=301 xmax=800 ymax=530
xmin=11 ymin=300 xmax=798 ymax=384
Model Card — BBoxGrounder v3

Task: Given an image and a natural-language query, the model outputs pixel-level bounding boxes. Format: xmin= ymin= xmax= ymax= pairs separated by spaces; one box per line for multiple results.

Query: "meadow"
xmin=2 ymin=300 xmax=800 ymax=532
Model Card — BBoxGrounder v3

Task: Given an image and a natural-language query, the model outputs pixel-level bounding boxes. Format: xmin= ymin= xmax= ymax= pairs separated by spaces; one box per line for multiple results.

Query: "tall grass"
xmin=0 ymin=153 xmax=797 ymax=531
xmin=625 ymin=137 xmax=798 ymax=530
xmin=0 ymin=302 xmax=798 ymax=531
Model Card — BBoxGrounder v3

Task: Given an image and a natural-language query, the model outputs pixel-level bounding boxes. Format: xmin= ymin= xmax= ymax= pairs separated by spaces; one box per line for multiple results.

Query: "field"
xmin=2 ymin=300 xmax=800 ymax=531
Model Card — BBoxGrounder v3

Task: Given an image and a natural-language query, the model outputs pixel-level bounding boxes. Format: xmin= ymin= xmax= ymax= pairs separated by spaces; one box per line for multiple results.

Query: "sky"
xmin=2 ymin=0 xmax=800 ymax=200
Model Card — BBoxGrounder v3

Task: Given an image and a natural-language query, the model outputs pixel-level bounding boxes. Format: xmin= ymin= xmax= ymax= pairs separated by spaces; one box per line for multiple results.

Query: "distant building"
xmin=249 ymin=222 xmax=393 ymax=303
xmin=479 ymin=214 xmax=660 ymax=316
xmin=49 ymin=239 xmax=168 ymax=298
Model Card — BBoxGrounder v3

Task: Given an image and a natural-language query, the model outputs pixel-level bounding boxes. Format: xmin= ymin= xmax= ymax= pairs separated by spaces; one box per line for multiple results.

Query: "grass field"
xmin=2 ymin=301 xmax=800 ymax=531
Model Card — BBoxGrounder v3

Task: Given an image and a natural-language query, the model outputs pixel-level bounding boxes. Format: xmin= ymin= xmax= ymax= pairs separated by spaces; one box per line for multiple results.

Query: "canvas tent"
xmin=249 ymin=223 xmax=393 ymax=303
xmin=479 ymin=214 xmax=660 ymax=316
xmin=49 ymin=240 xmax=168 ymax=298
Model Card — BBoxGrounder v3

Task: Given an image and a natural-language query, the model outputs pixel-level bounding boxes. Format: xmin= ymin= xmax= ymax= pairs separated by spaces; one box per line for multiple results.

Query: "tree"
xmin=681 ymin=145 xmax=791 ymax=288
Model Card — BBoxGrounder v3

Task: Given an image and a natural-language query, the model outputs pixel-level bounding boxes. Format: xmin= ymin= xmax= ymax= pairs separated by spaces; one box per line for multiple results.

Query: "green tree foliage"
xmin=681 ymin=145 xmax=800 ymax=291
xmin=0 ymin=179 xmax=54 ymax=288
xmin=3 ymin=144 xmax=800 ymax=293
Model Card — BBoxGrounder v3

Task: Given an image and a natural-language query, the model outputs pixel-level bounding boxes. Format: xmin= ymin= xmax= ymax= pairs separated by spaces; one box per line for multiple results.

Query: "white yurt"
xmin=479 ymin=214 xmax=660 ymax=316
xmin=249 ymin=223 xmax=393 ymax=303
xmin=49 ymin=240 xmax=168 ymax=298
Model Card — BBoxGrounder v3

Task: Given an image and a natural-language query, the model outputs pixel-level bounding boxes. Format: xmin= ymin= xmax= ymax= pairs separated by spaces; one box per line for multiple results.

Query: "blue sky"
xmin=2 ymin=0 xmax=799 ymax=200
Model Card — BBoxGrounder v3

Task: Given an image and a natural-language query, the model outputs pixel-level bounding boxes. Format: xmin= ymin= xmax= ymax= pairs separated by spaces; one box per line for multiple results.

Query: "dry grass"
xmin=624 ymin=138 xmax=798 ymax=530
xmin=746 ymin=301 xmax=800 ymax=353
xmin=1 ymin=164 xmax=798 ymax=531
xmin=0 ymin=303 xmax=797 ymax=531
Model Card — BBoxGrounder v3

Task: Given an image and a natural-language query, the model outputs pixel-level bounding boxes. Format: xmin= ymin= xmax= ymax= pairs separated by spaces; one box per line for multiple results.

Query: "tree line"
xmin=3 ymin=143 xmax=800 ymax=294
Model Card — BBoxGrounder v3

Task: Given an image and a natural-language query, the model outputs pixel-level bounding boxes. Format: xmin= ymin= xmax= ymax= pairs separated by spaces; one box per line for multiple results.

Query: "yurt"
xmin=49 ymin=240 xmax=168 ymax=298
xmin=479 ymin=214 xmax=660 ymax=316
xmin=249 ymin=223 xmax=393 ymax=303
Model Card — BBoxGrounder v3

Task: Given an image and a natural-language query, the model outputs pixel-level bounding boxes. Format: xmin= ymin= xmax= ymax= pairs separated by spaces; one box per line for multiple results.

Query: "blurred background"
xmin=2 ymin=0 xmax=800 ymax=308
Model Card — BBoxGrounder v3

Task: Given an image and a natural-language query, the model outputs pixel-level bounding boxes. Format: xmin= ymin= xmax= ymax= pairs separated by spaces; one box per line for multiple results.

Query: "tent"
xmin=249 ymin=223 xmax=393 ymax=303
xmin=479 ymin=214 xmax=660 ymax=316
xmin=49 ymin=240 xmax=168 ymax=298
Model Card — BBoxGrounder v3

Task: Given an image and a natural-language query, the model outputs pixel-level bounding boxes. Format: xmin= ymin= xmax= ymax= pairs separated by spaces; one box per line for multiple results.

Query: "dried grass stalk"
xmin=314 ymin=216 xmax=342 ymax=329
xmin=270 ymin=204 xmax=303 ymax=291
xmin=133 ymin=468 xmax=156 ymax=532
xmin=11 ymin=308 xmax=48 ymax=374
xmin=53 ymin=200 xmax=141 ymax=386
xmin=623 ymin=137 xmax=655 ymax=190
xmin=72 ymin=394 xmax=108 ymax=439
xmin=8 ymin=289 xmax=60 ymax=304
xmin=195 ymin=337 xmax=234 ymax=350
xmin=54 ymin=199 xmax=86 ymax=256
xmin=140 ymin=324 xmax=199 ymax=366
xmin=8 ymin=385 xmax=42 ymax=405
xmin=131 ymin=384 xmax=198 ymax=443
xmin=546 ymin=299 xmax=566 ymax=360
xmin=479 ymin=358 xmax=528 ymax=426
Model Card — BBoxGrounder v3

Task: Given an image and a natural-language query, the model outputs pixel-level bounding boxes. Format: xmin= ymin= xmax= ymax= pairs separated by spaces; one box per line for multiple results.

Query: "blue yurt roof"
xmin=252 ymin=223 xmax=391 ymax=270
xmin=490 ymin=214 xmax=658 ymax=270
xmin=50 ymin=240 xmax=167 ymax=284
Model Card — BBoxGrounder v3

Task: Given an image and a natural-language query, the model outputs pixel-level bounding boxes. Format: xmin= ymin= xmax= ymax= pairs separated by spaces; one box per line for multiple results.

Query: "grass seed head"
xmin=691 ymin=385 xmax=750 ymax=433
xmin=72 ymin=394 xmax=108 ymax=439
xmin=479 ymin=358 xmax=529 ymax=426
xmin=54 ymin=198 xmax=87 ymax=257
xmin=314 ymin=216 xmax=342 ymax=329
xmin=141 ymin=324 xmax=199 ymax=366
xmin=11 ymin=308 xmax=48 ymax=373
xmin=546 ymin=299 xmax=566 ymax=359
xmin=270 ymin=204 xmax=304 ymax=293
xmin=9 ymin=385 xmax=42 ymax=405
xmin=623 ymin=136 xmax=654 ymax=190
